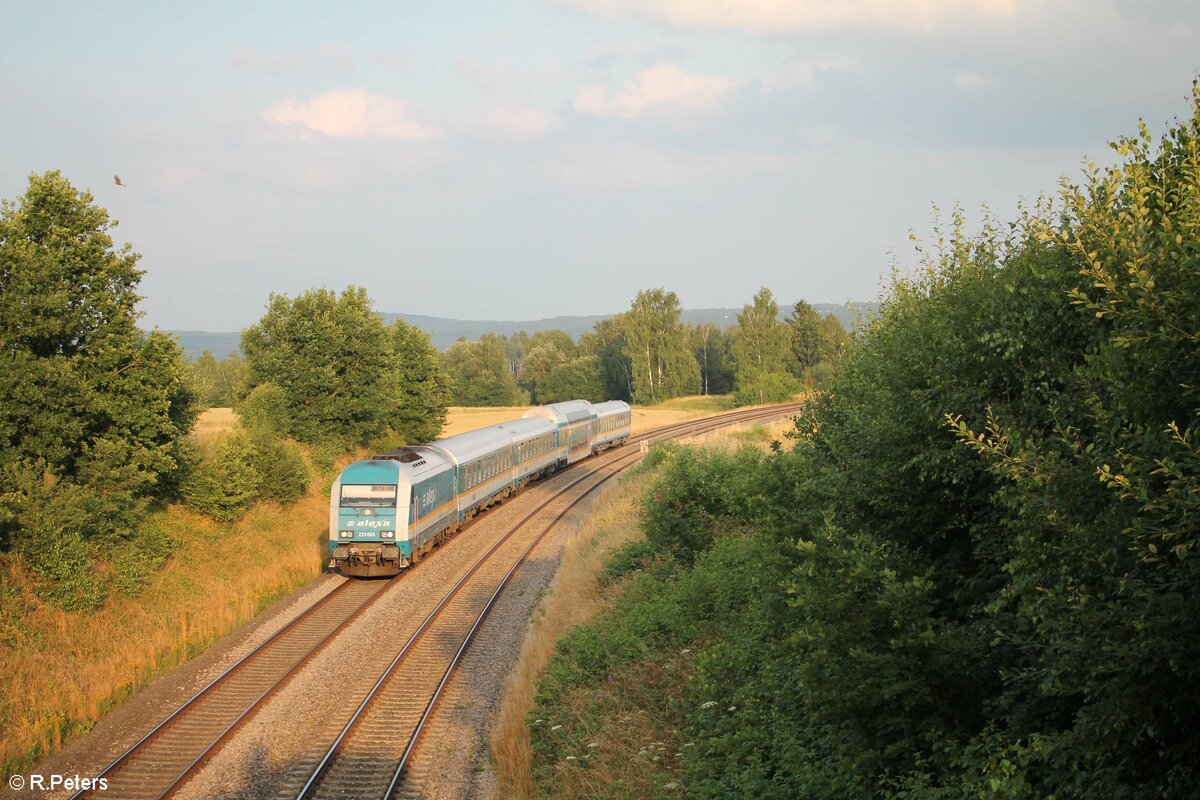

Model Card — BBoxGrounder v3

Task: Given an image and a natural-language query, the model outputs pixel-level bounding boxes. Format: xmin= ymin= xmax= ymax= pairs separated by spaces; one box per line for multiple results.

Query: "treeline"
xmin=433 ymin=287 xmax=848 ymax=407
xmin=192 ymin=287 xmax=849 ymax=410
xmin=529 ymin=89 xmax=1200 ymax=797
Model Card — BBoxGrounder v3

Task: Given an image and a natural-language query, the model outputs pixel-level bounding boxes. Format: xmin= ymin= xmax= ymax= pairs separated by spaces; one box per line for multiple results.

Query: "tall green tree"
xmin=442 ymin=334 xmax=523 ymax=406
xmin=786 ymin=300 xmax=825 ymax=375
xmin=529 ymin=329 xmax=577 ymax=358
xmin=519 ymin=343 xmax=568 ymax=403
xmin=386 ymin=319 xmax=450 ymax=443
xmin=732 ymin=288 xmax=795 ymax=404
xmin=537 ymin=355 xmax=608 ymax=403
xmin=579 ymin=317 xmax=632 ymax=402
xmin=241 ymin=286 xmax=392 ymax=448
xmin=692 ymin=322 xmax=734 ymax=395
xmin=0 ymin=171 xmax=196 ymax=605
xmin=620 ymin=289 xmax=698 ymax=404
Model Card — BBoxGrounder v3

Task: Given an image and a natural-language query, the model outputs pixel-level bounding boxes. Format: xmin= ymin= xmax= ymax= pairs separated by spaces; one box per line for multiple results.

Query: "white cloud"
xmin=230 ymin=48 xmax=303 ymax=72
xmin=263 ymin=89 xmax=436 ymax=141
xmin=555 ymin=0 xmax=1020 ymax=35
xmin=483 ymin=107 xmax=561 ymax=139
xmin=320 ymin=44 xmax=355 ymax=73
xmin=952 ymin=70 xmax=994 ymax=90
xmin=574 ymin=64 xmax=740 ymax=119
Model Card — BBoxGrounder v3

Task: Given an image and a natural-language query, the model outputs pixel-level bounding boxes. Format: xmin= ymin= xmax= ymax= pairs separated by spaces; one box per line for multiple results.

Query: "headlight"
xmin=340 ymin=530 xmax=353 ymax=539
xmin=381 ymin=531 xmax=395 ymax=539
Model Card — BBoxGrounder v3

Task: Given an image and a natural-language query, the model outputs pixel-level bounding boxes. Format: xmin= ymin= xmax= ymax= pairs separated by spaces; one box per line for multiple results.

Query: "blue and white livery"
xmin=329 ymin=399 xmax=631 ymax=577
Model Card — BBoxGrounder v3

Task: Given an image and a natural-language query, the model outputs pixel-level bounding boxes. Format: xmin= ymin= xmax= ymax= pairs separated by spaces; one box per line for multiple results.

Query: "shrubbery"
xmin=182 ymin=431 xmax=311 ymax=521
xmin=529 ymin=86 xmax=1200 ymax=800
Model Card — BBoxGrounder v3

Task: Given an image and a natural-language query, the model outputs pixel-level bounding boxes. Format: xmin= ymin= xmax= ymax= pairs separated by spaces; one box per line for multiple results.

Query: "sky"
xmin=1 ymin=1 xmax=1197 ymax=331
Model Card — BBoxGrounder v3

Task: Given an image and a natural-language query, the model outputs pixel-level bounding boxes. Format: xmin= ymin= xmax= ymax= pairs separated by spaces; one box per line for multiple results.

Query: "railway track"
xmin=294 ymin=404 xmax=800 ymax=800
xmin=73 ymin=403 xmax=801 ymax=800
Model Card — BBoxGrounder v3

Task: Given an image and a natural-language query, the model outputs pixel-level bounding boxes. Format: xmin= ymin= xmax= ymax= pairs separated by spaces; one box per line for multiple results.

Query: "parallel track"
xmin=74 ymin=403 xmax=801 ymax=800
xmin=295 ymin=403 xmax=800 ymax=800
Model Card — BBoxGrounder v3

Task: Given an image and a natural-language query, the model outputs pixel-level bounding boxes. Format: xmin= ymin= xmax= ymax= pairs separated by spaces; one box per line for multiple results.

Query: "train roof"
xmin=591 ymin=400 xmax=630 ymax=416
xmin=495 ymin=416 xmax=557 ymax=440
xmin=362 ymin=445 xmax=452 ymax=476
xmin=430 ymin=425 xmax=516 ymax=465
xmin=524 ymin=399 xmax=594 ymax=425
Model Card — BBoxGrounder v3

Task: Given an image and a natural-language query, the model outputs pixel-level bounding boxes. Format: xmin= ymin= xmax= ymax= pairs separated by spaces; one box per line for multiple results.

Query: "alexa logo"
xmin=346 ymin=519 xmax=392 ymax=529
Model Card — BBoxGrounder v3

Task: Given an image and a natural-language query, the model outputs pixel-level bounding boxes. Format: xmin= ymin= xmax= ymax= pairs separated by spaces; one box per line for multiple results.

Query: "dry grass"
xmin=0 ymin=441 xmax=339 ymax=776
xmin=192 ymin=407 xmax=240 ymax=441
xmin=491 ymin=471 xmax=653 ymax=800
xmin=441 ymin=406 xmax=534 ymax=437
xmin=442 ymin=404 xmax=703 ymax=438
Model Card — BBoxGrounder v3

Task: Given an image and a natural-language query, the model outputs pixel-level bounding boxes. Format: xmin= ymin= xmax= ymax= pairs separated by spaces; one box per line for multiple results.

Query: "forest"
xmin=526 ymin=87 xmax=1200 ymax=799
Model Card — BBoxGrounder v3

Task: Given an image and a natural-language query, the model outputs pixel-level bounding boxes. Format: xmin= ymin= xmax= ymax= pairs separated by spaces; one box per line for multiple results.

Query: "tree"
xmin=732 ymin=288 xmax=795 ymax=405
xmin=580 ymin=317 xmax=632 ymax=402
xmin=442 ymin=334 xmax=523 ymax=406
xmin=786 ymin=300 xmax=826 ymax=375
xmin=189 ymin=350 xmax=244 ymax=408
xmin=0 ymin=171 xmax=196 ymax=604
xmin=620 ymin=289 xmax=698 ymax=404
xmin=386 ymin=319 xmax=450 ymax=443
xmin=692 ymin=323 xmax=735 ymax=395
xmin=819 ymin=313 xmax=850 ymax=361
xmin=538 ymin=355 xmax=608 ymax=403
xmin=519 ymin=343 xmax=568 ymax=403
xmin=241 ymin=286 xmax=392 ymax=448
xmin=529 ymin=329 xmax=576 ymax=359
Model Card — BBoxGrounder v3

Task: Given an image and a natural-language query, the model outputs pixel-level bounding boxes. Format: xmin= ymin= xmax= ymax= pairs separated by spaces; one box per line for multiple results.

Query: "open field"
xmin=191 ymin=395 xmax=758 ymax=444
xmin=191 ymin=407 xmax=240 ymax=441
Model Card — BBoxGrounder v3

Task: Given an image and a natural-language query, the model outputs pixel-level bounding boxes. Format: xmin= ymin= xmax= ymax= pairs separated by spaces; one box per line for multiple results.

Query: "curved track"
xmin=295 ymin=404 xmax=800 ymax=800
xmin=73 ymin=403 xmax=801 ymax=800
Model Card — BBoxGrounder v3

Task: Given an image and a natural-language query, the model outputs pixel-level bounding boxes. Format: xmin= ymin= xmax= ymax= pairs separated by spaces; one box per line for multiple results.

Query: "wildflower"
xmin=683 ymin=742 xmax=695 ymax=748
xmin=533 ymin=719 xmax=543 ymax=725
xmin=699 ymin=701 xmax=717 ymax=709
xmin=727 ymin=706 xmax=737 ymax=712
xmin=653 ymin=755 xmax=661 ymax=761
xmin=551 ymin=724 xmax=562 ymax=731
xmin=665 ymin=782 xmax=679 ymax=790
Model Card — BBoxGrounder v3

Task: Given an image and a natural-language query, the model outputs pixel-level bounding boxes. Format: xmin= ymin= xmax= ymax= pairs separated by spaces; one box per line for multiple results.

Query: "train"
xmin=329 ymin=399 xmax=633 ymax=577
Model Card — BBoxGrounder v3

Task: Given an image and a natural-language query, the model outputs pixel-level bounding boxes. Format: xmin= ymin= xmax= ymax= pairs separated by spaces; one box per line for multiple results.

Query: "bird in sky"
xmin=113 ymin=175 xmax=126 ymax=187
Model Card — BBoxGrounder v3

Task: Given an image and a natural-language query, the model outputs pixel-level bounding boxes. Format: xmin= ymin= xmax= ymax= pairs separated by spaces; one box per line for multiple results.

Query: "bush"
xmin=246 ymin=432 xmax=311 ymax=504
xmin=182 ymin=436 xmax=260 ymax=521
xmin=236 ymin=382 xmax=289 ymax=437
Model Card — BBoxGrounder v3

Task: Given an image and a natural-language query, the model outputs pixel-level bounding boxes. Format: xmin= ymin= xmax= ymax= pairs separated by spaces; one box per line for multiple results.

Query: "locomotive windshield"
xmin=340 ymin=484 xmax=398 ymax=508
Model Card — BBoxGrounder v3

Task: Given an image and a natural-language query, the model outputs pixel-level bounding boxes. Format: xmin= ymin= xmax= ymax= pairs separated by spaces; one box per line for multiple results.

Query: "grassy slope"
xmin=0 ymin=472 xmax=330 ymax=776
xmin=491 ymin=421 xmax=791 ymax=799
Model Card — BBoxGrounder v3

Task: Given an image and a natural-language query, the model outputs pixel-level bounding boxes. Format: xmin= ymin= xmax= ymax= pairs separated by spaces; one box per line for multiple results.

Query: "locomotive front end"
xmin=329 ymin=460 xmax=411 ymax=577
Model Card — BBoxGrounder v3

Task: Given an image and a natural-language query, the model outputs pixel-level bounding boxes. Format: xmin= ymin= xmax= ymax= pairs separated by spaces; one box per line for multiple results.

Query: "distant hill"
xmin=168 ymin=302 xmax=875 ymax=360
